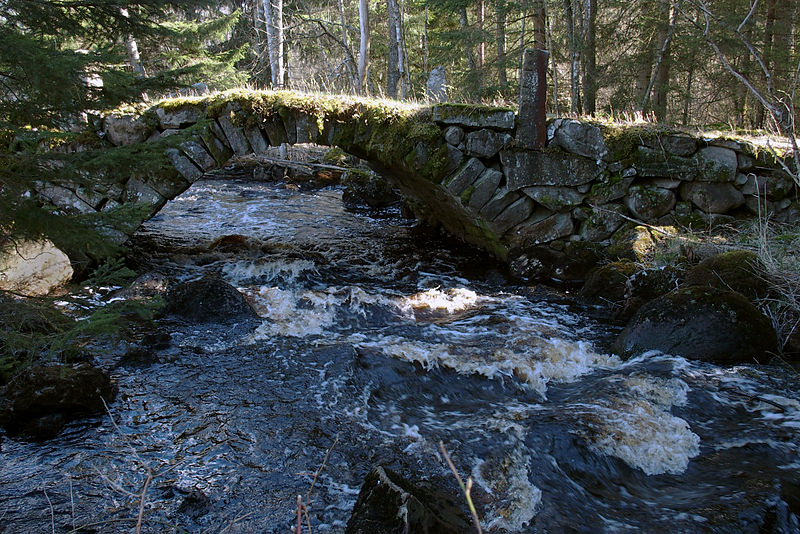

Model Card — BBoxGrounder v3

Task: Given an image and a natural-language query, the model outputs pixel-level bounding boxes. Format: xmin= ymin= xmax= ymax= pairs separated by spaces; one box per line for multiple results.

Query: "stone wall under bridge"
xmin=39 ymin=91 xmax=799 ymax=278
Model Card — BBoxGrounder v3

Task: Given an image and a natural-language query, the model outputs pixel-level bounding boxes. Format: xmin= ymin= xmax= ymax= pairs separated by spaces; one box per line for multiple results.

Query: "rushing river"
xmin=1 ymin=167 xmax=799 ymax=533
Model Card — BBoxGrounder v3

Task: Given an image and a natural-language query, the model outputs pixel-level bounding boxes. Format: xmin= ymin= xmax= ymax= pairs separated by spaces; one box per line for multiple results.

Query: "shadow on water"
xmin=1 ymin=173 xmax=799 ymax=533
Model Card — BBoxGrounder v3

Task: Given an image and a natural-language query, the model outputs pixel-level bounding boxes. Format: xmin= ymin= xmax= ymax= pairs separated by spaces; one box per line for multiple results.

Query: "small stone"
xmin=509 ymin=210 xmax=574 ymax=248
xmin=166 ymin=148 xmax=203 ymax=182
xmin=467 ymin=168 xmax=503 ymax=212
xmin=501 ymin=149 xmax=604 ymax=190
xmin=523 ymin=186 xmax=585 ymax=211
xmin=445 ymin=158 xmax=485 ymax=196
xmin=432 ymin=104 xmax=516 ymax=130
xmin=491 ymin=196 xmax=534 ymax=234
xmin=625 ymin=185 xmax=676 ymax=221
xmin=443 ymin=126 xmax=464 ymax=146
xmin=216 ymin=115 xmax=252 ymax=156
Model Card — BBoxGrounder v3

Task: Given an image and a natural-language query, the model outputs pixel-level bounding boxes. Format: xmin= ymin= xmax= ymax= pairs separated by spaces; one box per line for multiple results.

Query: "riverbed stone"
xmin=0 ymin=364 xmax=116 ymax=439
xmin=680 ymin=181 xmax=744 ymax=213
xmin=0 ymin=239 xmax=73 ymax=296
xmin=166 ymin=274 xmax=257 ymax=323
xmin=345 ymin=466 xmax=470 ymax=534
xmin=614 ymin=286 xmax=779 ymax=364
xmin=467 ymin=168 xmax=503 ymax=211
xmin=552 ymin=119 xmax=609 ymax=161
xmin=464 ymin=129 xmax=513 ymax=158
xmin=625 ymin=185 xmax=676 ymax=221
xmin=697 ymin=146 xmax=738 ymax=182
xmin=501 ymin=149 xmax=605 ymax=190
xmin=433 ymin=104 xmax=516 ymax=130
xmin=523 ymin=186 xmax=585 ymax=211
xmin=342 ymin=169 xmax=400 ymax=209
xmin=579 ymin=260 xmax=640 ymax=306
xmin=683 ymin=250 xmax=768 ymax=301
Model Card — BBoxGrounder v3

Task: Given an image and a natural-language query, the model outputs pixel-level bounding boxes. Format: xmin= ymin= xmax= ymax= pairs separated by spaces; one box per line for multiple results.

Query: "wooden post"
xmin=517 ymin=48 xmax=548 ymax=149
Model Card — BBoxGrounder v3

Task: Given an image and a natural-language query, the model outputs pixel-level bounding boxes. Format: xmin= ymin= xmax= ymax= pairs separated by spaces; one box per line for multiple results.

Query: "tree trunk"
xmin=460 ymin=6 xmax=478 ymax=82
xmin=547 ymin=0 xmax=559 ymax=115
xmin=337 ymin=0 xmax=357 ymax=92
xmin=581 ymin=0 xmax=597 ymax=115
xmin=399 ymin=0 xmax=409 ymax=98
xmin=263 ymin=0 xmax=285 ymax=88
xmin=496 ymin=0 xmax=507 ymax=88
xmin=386 ymin=0 xmax=401 ymax=98
xmin=358 ymin=0 xmax=370 ymax=95
xmin=653 ymin=1 xmax=678 ymax=122
xmin=563 ymin=0 xmax=581 ymax=114
xmin=119 ymin=9 xmax=145 ymax=77
xmin=532 ymin=0 xmax=546 ymax=49
xmin=682 ymin=50 xmax=695 ymax=126
xmin=477 ymin=0 xmax=485 ymax=71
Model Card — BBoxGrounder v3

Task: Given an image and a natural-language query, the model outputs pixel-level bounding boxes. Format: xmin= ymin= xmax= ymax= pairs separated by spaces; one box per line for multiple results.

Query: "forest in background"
xmin=0 ymin=0 xmax=797 ymax=133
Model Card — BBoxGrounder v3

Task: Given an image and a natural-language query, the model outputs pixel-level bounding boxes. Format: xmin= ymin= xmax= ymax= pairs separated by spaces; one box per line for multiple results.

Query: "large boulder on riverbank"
xmin=345 ymin=466 xmax=471 ymax=534
xmin=165 ymin=274 xmax=257 ymax=322
xmin=614 ymin=287 xmax=779 ymax=364
xmin=0 ymin=364 xmax=116 ymax=439
xmin=0 ymin=239 xmax=73 ymax=296
xmin=683 ymin=250 xmax=768 ymax=301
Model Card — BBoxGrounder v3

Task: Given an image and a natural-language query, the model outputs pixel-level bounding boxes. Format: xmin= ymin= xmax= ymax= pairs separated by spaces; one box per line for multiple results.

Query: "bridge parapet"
xmin=29 ymin=90 xmax=799 ymax=271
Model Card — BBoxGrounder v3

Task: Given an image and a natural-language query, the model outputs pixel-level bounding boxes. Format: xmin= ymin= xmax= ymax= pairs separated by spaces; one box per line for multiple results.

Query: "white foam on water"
xmin=360 ymin=335 xmax=619 ymax=397
xmin=248 ymin=287 xmax=341 ymax=338
xmin=581 ymin=375 xmax=700 ymax=476
xmin=472 ymin=445 xmax=542 ymax=531
xmin=222 ymin=258 xmax=317 ymax=285
xmin=395 ymin=287 xmax=481 ymax=322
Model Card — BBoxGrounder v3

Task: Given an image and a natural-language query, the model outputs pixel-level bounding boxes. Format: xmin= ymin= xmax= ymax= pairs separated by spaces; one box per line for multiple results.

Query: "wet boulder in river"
xmin=614 ymin=286 xmax=779 ymax=364
xmin=345 ymin=466 xmax=471 ymax=534
xmin=165 ymin=274 xmax=257 ymax=322
xmin=0 ymin=364 xmax=116 ymax=440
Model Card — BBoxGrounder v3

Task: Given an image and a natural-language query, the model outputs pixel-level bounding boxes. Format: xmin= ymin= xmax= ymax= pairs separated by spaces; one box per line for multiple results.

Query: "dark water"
xmin=1 ymin=173 xmax=799 ymax=533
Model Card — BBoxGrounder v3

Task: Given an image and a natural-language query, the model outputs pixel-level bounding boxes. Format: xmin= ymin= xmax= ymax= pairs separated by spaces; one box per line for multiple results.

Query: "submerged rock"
xmin=165 ymin=274 xmax=257 ymax=322
xmin=0 ymin=364 xmax=116 ymax=440
xmin=345 ymin=466 xmax=471 ymax=534
xmin=614 ymin=286 xmax=779 ymax=364
xmin=342 ymin=168 xmax=401 ymax=209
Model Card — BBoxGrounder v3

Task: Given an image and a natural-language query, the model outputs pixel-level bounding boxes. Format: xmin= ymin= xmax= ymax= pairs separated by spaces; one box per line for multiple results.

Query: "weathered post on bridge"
xmin=517 ymin=48 xmax=548 ymax=149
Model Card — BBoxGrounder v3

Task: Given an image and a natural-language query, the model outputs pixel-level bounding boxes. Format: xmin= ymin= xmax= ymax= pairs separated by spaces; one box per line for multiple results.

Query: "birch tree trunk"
xmin=358 ymin=0 xmax=370 ymax=95
xmin=263 ymin=0 xmax=285 ymax=88
xmin=496 ymin=0 xmax=507 ymax=88
xmin=563 ymin=0 xmax=581 ymax=113
xmin=337 ymin=0 xmax=357 ymax=92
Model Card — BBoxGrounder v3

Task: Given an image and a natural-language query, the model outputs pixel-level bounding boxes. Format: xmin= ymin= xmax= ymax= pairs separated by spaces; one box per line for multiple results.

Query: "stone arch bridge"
xmin=37 ymin=90 xmax=798 ymax=274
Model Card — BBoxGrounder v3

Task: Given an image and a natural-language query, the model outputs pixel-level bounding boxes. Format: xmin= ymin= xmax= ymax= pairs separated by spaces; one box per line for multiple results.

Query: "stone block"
xmin=579 ymin=203 xmax=627 ymax=241
xmin=166 ymin=148 xmax=203 ymax=183
xmin=464 ymin=129 xmax=513 ymax=158
xmin=199 ymin=123 xmax=233 ymax=165
xmin=445 ymin=158 xmax=485 ymax=196
xmin=444 ymin=126 xmax=464 ymax=146
xmin=467 ymin=169 xmax=503 ymax=211
xmin=500 ymin=149 xmax=604 ymax=190
xmin=737 ymin=152 xmax=756 ymax=171
xmin=522 ymin=186 xmax=585 ymax=211
xmin=697 ymin=146 xmax=738 ymax=182
xmin=586 ymin=174 xmax=635 ymax=204
xmin=741 ymin=171 xmax=796 ymax=200
xmin=261 ymin=115 xmax=289 ymax=146
xmin=432 ymin=104 xmax=516 ymax=130
xmin=635 ymin=146 xmax=698 ymax=180
xmin=680 ymin=181 xmax=744 ymax=213
xmin=643 ymin=135 xmax=698 ymax=157
xmin=552 ymin=119 xmax=608 ymax=161
xmin=36 ymin=183 xmax=95 ymax=214
xmin=244 ymin=125 xmax=270 ymax=154
xmin=103 ymin=114 xmax=151 ymax=146
xmin=491 ymin=196 xmax=535 ymax=234
xmin=0 ymin=239 xmax=73 ymax=296
xmin=510 ymin=211 xmax=575 ymax=247
xmin=155 ymin=106 xmax=201 ymax=129
xmin=625 ymin=185 xmax=676 ymax=221
xmin=278 ymin=108 xmax=298 ymax=144
xmin=179 ymin=140 xmax=217 ymax=171
xmin=216 ymin=115 xmax=252 ymax=156
xmin=296 ymin=112 xmax=320 ymax=144
xmin=479 ymin=188 xmax=520 ymax=220
xmin=124 ymin=178 xmax=166 ymax=207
